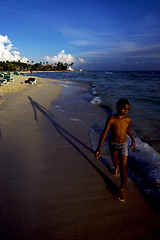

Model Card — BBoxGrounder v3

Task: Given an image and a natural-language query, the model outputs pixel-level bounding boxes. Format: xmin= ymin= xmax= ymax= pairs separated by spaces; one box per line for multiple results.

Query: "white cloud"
xmin=0 ymin=35 xmax=29 ymax=62
xmin=69 ymin=40 xmax=89 ymax=46
xmin=21 ymin=57 xmax=29 ymax=63
xmin=78 ymin=58 xmax=85 ymax=63
xmin=45 ymin=50 xmax=85 ymax=64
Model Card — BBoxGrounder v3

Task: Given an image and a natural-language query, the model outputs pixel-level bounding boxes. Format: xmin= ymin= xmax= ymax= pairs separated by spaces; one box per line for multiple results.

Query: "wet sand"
xmin=0 ymin=74 xmax=160 ymax=240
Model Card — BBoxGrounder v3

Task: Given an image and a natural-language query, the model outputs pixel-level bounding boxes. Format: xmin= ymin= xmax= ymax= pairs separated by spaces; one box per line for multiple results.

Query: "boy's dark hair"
xmin=116 ymin=99 xmax=130 ymax=108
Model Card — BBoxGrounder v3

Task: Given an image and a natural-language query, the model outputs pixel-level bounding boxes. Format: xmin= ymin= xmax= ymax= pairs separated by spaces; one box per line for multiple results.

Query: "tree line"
xmin=0 ymin=61 xmax=74 ymax=72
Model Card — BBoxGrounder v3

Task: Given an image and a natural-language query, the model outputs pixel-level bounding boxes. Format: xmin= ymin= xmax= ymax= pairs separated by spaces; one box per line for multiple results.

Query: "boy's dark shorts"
xmin=110 ymin=142 xmax=128 ymax=156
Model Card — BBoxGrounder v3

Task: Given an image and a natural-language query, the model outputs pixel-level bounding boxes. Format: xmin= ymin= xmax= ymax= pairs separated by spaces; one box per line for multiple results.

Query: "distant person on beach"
xmin=30 ymin=70 xmax=33 ymax=76
xmin=95 ymin=98 xmax=136 ymax=202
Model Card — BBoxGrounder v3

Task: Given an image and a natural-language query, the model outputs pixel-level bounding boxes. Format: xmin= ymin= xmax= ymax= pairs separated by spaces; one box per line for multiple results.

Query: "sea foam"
xmin=91 ymin=96 xmax=102 ymax=105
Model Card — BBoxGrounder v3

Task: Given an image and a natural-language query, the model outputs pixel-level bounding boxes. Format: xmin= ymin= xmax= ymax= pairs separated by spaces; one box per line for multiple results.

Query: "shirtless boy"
xmin=95 ymin=99 xmax=136 ymax=202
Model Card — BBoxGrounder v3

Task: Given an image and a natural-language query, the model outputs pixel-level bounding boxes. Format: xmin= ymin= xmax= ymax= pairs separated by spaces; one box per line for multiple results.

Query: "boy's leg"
xmin=119 ymin=155 xmax=128 ymax=201
xmin=111 ymin=151 xmax=119 ymax=175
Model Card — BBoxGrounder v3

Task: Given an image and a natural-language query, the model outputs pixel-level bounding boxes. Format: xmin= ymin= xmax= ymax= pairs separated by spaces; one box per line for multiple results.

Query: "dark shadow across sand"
xmin=28 ymin=96 xmax=119 ymax=198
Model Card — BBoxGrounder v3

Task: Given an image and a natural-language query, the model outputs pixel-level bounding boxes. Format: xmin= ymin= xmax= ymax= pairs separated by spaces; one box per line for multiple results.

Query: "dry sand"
xmin=0 ymin=74 xmax=160 ymax=240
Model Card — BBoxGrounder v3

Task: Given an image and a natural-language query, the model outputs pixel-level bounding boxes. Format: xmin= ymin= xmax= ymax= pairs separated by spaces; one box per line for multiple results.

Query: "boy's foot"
xmin=118 ymin=189 xmax=125 ymax=202
xmin=113 ymin=167 xmax=119 ymax=176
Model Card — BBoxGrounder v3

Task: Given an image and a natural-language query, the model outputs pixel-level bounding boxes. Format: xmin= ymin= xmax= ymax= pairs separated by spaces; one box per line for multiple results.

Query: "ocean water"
xmin=32 ymin=71 xmax=160 ymax=209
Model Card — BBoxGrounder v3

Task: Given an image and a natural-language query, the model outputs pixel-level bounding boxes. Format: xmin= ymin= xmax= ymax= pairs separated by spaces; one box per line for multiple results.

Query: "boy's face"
xmin=119 ymin=104 xmax=130 ymax=116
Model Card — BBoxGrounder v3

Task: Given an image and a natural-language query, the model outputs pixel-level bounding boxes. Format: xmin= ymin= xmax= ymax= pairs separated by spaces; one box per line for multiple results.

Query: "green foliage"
xmin=0 ymin=61 xmax=73 ymax=72
xmin=0 ymin=61 xmax=29 ymax=71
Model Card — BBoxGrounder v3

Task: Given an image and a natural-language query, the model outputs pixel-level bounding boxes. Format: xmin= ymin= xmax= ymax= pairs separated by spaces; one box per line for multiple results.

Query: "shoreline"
xmin=0 ymin=74 xmax=160 ymax=239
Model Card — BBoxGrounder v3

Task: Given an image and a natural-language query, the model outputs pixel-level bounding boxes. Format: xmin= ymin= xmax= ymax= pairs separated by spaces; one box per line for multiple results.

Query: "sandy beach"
xmin=0 ymin=74 xmax=160 ymax=240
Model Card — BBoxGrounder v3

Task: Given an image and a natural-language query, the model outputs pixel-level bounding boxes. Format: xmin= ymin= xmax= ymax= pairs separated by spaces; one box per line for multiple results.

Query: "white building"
xmin=67 ymin=66 xmax=74 ymax=71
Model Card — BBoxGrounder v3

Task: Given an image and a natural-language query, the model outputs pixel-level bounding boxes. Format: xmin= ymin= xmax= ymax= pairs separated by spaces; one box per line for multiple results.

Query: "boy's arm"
xmin=127 ymin=126 xmax=136 ymax=151
xmin=95 ymin=117 xmax=111 ymax=159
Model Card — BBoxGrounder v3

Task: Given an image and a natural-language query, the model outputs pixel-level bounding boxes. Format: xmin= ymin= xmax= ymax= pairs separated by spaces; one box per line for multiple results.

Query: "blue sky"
xmin=0 ymin=0 xmax=160 ymax=70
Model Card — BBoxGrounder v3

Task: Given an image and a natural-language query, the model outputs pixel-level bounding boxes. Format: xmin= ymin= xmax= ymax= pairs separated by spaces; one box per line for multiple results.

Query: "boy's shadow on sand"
xmin=28 ymin=96 xmax=119 ymax=198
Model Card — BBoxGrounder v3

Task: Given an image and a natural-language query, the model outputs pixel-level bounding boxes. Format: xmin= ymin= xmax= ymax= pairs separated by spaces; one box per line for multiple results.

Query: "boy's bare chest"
xmin=111 ymin=119 xmax=129 ymax=130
